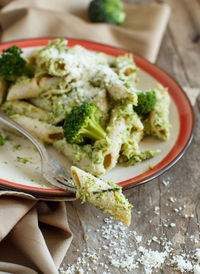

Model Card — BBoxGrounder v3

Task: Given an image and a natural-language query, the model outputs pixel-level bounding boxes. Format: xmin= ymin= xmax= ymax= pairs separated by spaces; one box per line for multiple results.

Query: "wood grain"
xmin=61 ymin=1 xmax=200 ymax=273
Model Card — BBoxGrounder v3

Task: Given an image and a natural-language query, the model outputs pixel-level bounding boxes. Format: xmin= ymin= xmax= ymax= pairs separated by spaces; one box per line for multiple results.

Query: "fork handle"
xmin=0 ymin=110 xmax=49 ymax=167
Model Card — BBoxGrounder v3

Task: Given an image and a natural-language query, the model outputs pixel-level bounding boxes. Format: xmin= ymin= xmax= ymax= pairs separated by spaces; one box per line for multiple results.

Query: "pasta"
xmin=101 ymin=104 xmax=134 ymax=171
xmin=71 ymin=166 xmax=132 ymax=226
xmin=53 ymin=139 xmax=107 ymax=176
xmin=143 ymin=84 xmax=171 ymax=141
xmin=0 ymin=38 xmax=171 ymax=172
xmin=0 ymin=39 xmax=172 ymax=224
xmin=7 ymin=76 xmax=41 ymax=100
xmin=2 ymin=100 xmax=52 ymax=122
xmin=10 ymin=114 xmax=63 ymax=143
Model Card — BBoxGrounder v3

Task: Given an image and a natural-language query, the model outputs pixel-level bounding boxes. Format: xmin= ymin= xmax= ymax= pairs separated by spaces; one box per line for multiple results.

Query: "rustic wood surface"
xmin=62 ymin=0 xmax=200 ymax=273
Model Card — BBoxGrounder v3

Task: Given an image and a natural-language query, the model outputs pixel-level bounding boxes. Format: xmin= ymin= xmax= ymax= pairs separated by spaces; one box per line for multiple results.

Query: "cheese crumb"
xmin=162 ymin=179 xmax=170 ymax=186
xmin=194 ymin=264 xmax=200 ymax=274
xmin=138 ymin=247 xmax=167 ymax=273
xmin=59 ymin=211 xmax=200 ymax=274
xmin=154 ymin=206 xmax=160 ymax=215
xmin=172 ymin=255 xmax=193 ymax=272
xmin=169 ymin=197 xmax=176 ymax=203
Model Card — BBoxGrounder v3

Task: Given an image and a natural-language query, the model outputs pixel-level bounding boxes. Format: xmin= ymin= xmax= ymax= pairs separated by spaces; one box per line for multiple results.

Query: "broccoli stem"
xmin=80 ymin=118 xmax=106 ymax=141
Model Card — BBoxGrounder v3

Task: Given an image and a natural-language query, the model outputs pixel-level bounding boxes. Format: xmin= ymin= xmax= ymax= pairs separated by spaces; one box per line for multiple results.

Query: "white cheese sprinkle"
xmin=59 ymin=189 xmax=199 ymax=274
xmin=172 ymin=255 xmax=193 ymax=272
xmin=162 ymin=179 xmax=170 ymax=186
xmin=169 ymin=197 xmax=176 ymax=203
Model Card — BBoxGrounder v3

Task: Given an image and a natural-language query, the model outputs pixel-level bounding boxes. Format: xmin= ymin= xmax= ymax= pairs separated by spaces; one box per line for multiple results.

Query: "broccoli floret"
xmin=88 ymin=0 xmax=126 ymax=25
xmin=63 ymin=103 xmax=106 ymax=144
xmin=134 ymin=90 xmax=156 ymax=115
xmin=0 ymin=45 xmax=30 ymax=82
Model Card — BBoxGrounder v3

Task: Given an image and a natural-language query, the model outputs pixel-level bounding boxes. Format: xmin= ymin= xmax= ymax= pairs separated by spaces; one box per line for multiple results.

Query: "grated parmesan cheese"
xmin=138 ymin=247 xmax=167 ymax=274
xmin=59 ymin=179 xmax=200 ymax=274
xmin=172 ymin=255 xmax=193 ymax=272
xmin=59 ymin=214 xmax=200 ymax=274
xmin=162 ymin=179 xmax=170 ymax=186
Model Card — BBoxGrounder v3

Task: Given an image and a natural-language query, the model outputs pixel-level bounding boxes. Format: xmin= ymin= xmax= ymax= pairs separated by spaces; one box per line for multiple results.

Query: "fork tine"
xmin=54 ymin=176 xmax=76 ymax=192
xmin=59 ymin=175 xmax=73 ymax=182
xmin=55 ymin=175 xmax=75 ymax=186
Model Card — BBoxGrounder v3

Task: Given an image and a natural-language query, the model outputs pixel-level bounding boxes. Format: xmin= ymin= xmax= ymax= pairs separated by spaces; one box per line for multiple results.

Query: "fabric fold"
xmin=0 ymin=0 xmax=170 ymax=62
xmin=0 ymin=195 xmax=36 ymax=240
xmin=0 ymin=192 xmax=73 ymax=274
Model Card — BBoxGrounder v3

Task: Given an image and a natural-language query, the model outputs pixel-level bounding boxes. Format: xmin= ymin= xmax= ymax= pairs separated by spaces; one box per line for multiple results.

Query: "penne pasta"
xmin=7 ymin=76 xmax=41 ymax=101
xmin=53 ymin=139 xmax=106 ymax=176
xmin=71 ymin=166 xmax=132 ymax=226
xmin=0 ymin=39 xmax=171 ymax=173
xmin=110 ymin=54 xmax=139 ymax=84
xmin=1 ymin=100 xmax=53 ymax=123
xmin=30 ymin=96 xmax=53 ymax=112
xmin=143 ymin=84 xmax=171 ymax=141
xmin=119 ymin=130 xmax=144 ymax=163
xmin=36 ymin=39 xmax=108 ymax=77
xmin=90 ymin=65 xmax=138 ymax=104
xmin=10 ymin=114 xmax=63 ymax=143
xmin=101 ymin=104 xmax=135 ymax=171
xmin=103 ymin=117 xmax=127 ymax=171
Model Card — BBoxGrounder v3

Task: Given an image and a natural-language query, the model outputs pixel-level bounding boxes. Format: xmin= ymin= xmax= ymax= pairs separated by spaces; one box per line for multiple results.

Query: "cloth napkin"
xmin=0 ymin=0 xmax=171 ymax=273
xmin=0 ymin=191 xmax=75 ymax=274
xmin=0 ymin=0 xmax=171 ymax=63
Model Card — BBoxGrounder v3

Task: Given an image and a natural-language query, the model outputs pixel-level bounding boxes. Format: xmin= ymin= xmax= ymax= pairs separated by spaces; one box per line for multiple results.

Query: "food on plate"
xmin=143 ymin=84 xmax=171 ymax=141
xmin=88 ymin=0 xmax=126 ymax=25
xmin=0 ymin=38 xmax=171 ymax=224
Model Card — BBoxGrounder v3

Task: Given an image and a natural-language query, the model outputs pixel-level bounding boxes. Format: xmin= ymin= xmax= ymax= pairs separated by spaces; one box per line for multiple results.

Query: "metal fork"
xmin=0 ymin=110 xmax=76 ymax=192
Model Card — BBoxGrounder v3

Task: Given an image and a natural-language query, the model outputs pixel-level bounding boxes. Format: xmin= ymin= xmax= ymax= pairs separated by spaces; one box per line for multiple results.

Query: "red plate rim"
xmin=0 ymin=38 xmax=195 ymax=196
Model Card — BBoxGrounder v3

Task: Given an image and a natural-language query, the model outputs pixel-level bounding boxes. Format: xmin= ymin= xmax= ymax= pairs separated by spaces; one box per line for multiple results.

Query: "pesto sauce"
xmin=17 ymin=156 xmax=29 ymax=164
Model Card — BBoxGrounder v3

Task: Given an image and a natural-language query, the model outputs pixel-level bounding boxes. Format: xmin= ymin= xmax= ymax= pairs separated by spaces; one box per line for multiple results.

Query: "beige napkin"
xmin=0 ymin=0 xmax=171 ymax=63
xmin=0 ymin=191 xmax=75 ymax=274
xmin=0 ymin=1 xmax=171 ymax=273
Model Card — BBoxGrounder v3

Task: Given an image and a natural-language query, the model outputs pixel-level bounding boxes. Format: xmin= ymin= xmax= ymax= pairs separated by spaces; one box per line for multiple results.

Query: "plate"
xmin=0 ymin=38 xmax=194 ymax=197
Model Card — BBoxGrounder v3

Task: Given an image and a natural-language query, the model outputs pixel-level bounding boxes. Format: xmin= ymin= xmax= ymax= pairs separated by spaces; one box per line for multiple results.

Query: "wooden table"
xmin=61 ymin=1 xmax=200 ymax=273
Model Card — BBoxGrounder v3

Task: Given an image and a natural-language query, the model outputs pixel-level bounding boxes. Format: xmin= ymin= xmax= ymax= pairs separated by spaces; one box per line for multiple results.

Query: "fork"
xmin=0 ymin=110 xmax=76 ymax=192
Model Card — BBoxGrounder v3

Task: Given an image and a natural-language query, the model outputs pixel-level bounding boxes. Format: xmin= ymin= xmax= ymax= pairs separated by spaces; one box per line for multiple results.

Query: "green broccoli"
xmin=63 ymin=103 xmax=106 ymax=144
xmin=0 ymin=132 xmax=4 ymax=146
xmin=134 ymin=90 xmax=156 ymax=115
xmin=0 ymin=45 xmax=30 ymax=82
xmin=88 ymin=0 xmax=126 ymax=25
